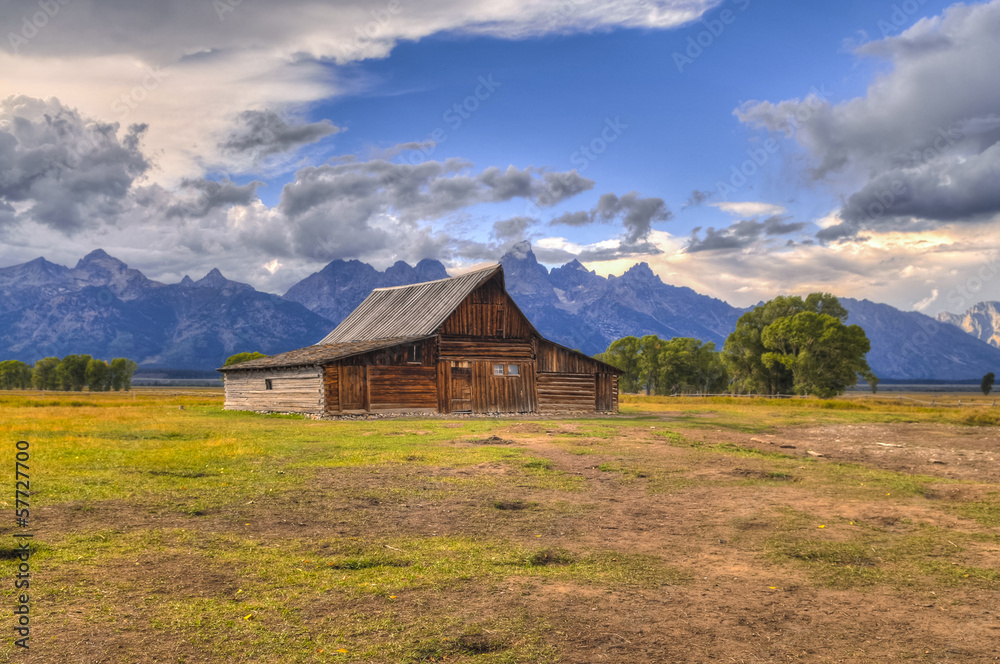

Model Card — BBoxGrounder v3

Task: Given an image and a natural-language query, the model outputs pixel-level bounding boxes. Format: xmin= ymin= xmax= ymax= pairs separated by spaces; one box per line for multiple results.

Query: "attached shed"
xmin=218 ymin=264 xmax=620 ymax=415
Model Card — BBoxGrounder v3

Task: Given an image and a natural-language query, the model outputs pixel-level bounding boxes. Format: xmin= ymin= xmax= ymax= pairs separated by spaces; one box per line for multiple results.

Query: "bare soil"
xmin=17 ymin=421 xmax=1000 ymax=663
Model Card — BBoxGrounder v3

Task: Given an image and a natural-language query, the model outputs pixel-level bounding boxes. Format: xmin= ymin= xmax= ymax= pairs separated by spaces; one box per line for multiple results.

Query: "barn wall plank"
xmin=536 ymin=340 xmax=611 ymax=374
xmin=438 ymin=275 xmax=534 ymax=338
xmin=224 ymin=367 xmax=323 ymax=414
xmin=369 ymin=366 xmax=438 ymax=410
xmin=537 ymin=373 xmax=598 ymax=413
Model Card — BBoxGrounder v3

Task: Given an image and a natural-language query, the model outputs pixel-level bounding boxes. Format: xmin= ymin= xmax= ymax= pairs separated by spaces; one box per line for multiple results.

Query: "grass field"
xmin=2 ymin=389 xmax=1000 ymax=663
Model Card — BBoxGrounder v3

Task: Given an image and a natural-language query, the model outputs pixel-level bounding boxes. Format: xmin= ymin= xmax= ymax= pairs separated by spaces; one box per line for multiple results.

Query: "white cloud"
xmin=736 ymin=0 xmax=1000 ymax=239
xmin=1 ymin=0 xmax=720 ymax=183
xmin=581 ymin=223 xmax=1000 ymax=315
xmin=709 ymin=201 xmax=786 ymax=217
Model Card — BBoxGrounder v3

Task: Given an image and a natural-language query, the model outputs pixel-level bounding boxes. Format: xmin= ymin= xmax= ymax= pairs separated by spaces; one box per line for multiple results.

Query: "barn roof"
xmin=318 ymin=264 xmax=508 ymax=344
xmin=217 ymin=336 xmax=432 ymax=371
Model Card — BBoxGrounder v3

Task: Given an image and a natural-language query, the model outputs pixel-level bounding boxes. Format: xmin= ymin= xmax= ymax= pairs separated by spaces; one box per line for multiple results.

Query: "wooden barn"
xmin=218 ymin=264 xmax=620 ymax=416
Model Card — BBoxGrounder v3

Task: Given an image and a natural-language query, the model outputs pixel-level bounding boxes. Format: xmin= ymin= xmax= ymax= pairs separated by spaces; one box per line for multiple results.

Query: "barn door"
xmin=595 ymin=374 xmax=612 ymax=412
xmin=340 ymin=366 xmax=367 ymax=411
xmin=450 ymin=364 xmax=472 ymax=413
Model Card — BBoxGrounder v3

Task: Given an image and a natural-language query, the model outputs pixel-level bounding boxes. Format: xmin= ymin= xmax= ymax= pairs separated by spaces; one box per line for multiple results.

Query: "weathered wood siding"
xmin=224 ymin=367 xmax=323 ymax=414
xmin=470 ymin=360 xmax=536 ymax=413
xmin=323 ymin=366 xmax=340 ymax=413
xmin=438 ymin=337 xmax=533 ymax=361
xmin=537 ymin=373 xmax=597 ymax=413
xmin=438 ymin=276 xmax=534 ymax=338
xmin=595 ymin=373 xmax=616 ymax=412
xmin=536 ymin=339 xmax=609 ymax=374
xmin=369 ymin=366 xmax=438 ymax=412
xmin=340 ymin=337 xmax=437 ymax=367
xmin=339 ymin=365 xmax=367 ymax=411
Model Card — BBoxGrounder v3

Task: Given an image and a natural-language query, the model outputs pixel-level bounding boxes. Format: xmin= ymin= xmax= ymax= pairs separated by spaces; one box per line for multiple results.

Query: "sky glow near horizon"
xmin=1 ymin=0 xmax=999 ymax=316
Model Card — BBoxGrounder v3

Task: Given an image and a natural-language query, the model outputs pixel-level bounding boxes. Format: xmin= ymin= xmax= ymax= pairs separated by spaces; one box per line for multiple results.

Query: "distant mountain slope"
xmin=842 ymin=298 xmax=1000 ymax=379
xmin=0 ymin=250 xmax=333 ymax=369
xmin=936 ymin=301 xmax=1000 ymax=348
xmin=501 ymin=242 xmax=742 ymax=353
xmin=283 ymin=258 xmax=449 ymax=324
xmin=2 ymin=247 xmax=1000 ymax=378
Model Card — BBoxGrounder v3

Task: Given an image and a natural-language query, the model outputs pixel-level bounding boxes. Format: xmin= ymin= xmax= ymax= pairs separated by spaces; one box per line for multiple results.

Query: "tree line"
xmin=597 ymin=292 xmax=878 ymax=398
xmin=0 ymin=356 xmax=139 ymax=391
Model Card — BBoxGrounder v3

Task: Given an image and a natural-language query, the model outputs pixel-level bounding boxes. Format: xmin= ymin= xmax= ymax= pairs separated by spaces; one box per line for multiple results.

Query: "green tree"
xmin=224 ymin=351 xmax=268 ymax=367
xmin=56 ymin=354 xmax=92 ymax=391
xmin=0 ymin=360 xmax=33 ymax=389
xmin=723 ymin=293 xmax=853 ymax=395
xmin=638 ymin=335 xmax=666 ymax=395
xmin=658 ymin=338 xmax=729 ymax=395
xmin=865 ymin=371 xmax=880 ymax=394
xmin=982 ymin=372 xmax=995 ymax=396
xmin=759 ymin=311 xmax=874 ymax=398
xmin=85 ymin=358 xmax=111 ymax=391
xmin=31 ymin=357 xmax=61 ymax=390
xmin=109 ymin=358 xmax=139 ymax=391
xmin=596 ymin=337 xmax=641 ymax=393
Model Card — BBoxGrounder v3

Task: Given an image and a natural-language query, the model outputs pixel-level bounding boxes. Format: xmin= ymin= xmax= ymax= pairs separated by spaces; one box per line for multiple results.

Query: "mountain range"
xmin=2 ymin=244 xmax=1000 ymax=380
xmin=937 ymin=302 xmax=1000 ymax=349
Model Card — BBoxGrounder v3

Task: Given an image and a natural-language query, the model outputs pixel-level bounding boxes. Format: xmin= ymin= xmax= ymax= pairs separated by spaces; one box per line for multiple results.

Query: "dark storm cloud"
xmin=491 ymin=216 xmax=533 ymax=242
xmin=165 ymin=179 xmax=262 ymax=218
xmin=685 ymin=215 xmax=805 ymax=253
xmin=0 ymin=96 xmax=149 ymax=233
xmin=734 ymin=0 xmax=1000 ymax=239
xmin=219 ymin=110 xmax=340 ymax=158
xmin=549 ymin=191 xmax=672 ymax=246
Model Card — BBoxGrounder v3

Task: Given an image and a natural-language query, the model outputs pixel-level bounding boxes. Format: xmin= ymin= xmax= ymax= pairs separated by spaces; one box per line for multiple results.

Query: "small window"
xmin=407 ymin=344 xmax=422 ymax=364
xmin=507 ymin=364 xmax=520 ymax=376
xmin=264 ymin=379 xmax=273 ymax=390
xmin=493 ymin=364 xmax=505 ymax=376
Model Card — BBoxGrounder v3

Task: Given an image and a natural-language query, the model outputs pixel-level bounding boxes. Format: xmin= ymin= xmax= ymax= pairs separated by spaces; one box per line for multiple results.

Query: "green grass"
xmin=2 ymin=388 xmax=999 ymax=662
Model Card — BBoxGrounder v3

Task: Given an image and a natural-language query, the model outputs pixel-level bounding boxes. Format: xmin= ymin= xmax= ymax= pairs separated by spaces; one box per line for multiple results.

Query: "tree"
xmin=56 ymin=354 xmax=92 ymax=391
xmin=722 ymin=292 xmax=865 ymax=396
xmin=0 ymin=360 xmax=33 ymax=389
xmin=865 ymin=371 xmax=880 ymax=394
xmin=31 ymin=357 xmax=61 ymax=390
xmin=109 ymin=358 xmax=139 ymax=391
xmin=85 ymin=359 xmax=111 ymax=391
xmin=982 ymin=372 xmax=995 ymax=396
xmin=658 ymin=338 xmax=729 ymax=395
xmin=638 ymin=335 xmax=666 ymax=395
xmin=596 ymin=337 xmax=641 ymax=393
xmin=224 ymin=351 xmax=268 ymax=367
xmin=759 ymin=311 xmax=873 ymax=398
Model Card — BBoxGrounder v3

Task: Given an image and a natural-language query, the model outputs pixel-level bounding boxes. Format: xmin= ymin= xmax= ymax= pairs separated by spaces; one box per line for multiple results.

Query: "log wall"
xmin=224 ymin=367 xmax=324 ymax=414
xmin=537 ymin=373 xmax=597 ymax=413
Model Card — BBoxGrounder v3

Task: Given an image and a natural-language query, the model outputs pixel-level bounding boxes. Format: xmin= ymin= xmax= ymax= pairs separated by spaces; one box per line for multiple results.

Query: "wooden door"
xmin=595 ymin=374 xmax=612 ymax=412
xmin=450 ymin=366 xmax=472 ymax=413
xmin=340 ymin=366 xmax=366 ymax=411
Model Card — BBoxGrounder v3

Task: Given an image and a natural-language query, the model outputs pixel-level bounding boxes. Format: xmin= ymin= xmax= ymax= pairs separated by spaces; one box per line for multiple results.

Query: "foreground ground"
xmin=2 ymin=390 xmax=999 ymax=663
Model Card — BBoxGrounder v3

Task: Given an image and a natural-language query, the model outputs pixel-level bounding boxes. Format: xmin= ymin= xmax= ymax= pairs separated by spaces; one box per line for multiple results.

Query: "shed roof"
xmin=217 ymin=336 xmax=431 ymax=372
xmin=318 ymin=264 xmax=504 ymax=344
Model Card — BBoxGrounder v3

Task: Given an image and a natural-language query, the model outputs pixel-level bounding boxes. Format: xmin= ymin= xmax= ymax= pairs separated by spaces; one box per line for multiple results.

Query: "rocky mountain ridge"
xmin=2 ymin=245 xmax=1000 ymax=378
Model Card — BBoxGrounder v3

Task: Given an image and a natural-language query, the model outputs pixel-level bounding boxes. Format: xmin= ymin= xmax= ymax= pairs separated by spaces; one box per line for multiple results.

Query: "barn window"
xmin=507 ymin=364 xmax=520 ymax=376
xmin=407 ymin=344 xmax=422 ymax=364
xmin=493 ymin=364 xmax=505 ymax=376
xmin=264 ymin=379 xmax=273 ymax=390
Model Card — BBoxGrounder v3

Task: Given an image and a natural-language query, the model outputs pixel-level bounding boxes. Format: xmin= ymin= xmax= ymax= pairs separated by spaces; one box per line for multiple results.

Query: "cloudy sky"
xmin=2 ymin=0 xmax=999 ymax=315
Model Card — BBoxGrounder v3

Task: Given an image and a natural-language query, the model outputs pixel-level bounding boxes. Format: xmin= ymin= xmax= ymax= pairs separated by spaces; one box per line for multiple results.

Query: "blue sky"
xmin=2 ymin=0 xmax=998 ymax=315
